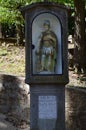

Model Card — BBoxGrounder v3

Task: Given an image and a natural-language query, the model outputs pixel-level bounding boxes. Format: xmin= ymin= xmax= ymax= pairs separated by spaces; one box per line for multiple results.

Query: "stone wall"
xmin=0 ymin=74 xmax=86 ymax=129
xmin=0 ymin=74 xmax=30 ymax=127
xmin=65 ymin=87 xmax=86 ymax=130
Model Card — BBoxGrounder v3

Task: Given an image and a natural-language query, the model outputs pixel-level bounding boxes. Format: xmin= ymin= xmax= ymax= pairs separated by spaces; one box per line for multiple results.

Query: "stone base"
xmin=30 ymin=85 xmax=65 ymax=130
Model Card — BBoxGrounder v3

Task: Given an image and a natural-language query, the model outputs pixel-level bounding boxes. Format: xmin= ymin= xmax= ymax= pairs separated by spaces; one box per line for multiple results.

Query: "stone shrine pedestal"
xmin=30 ymin=85 xmax=65 ymax=130
xmin=20 ymin=3 xmax=69 ymax=130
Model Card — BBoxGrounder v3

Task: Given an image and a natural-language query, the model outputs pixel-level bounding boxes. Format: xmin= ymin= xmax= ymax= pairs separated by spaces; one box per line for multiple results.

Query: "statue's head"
xmin=43 ymin=20 xmax=50 ymax=30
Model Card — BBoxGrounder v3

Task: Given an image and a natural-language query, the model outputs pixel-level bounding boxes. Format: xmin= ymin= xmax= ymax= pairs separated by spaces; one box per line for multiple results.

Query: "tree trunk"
xmin=16 ymin=24 xmax=23 ymax=45
xmin=0 ymin=23 xmax=2 ymax=38
xmin=74 ymin=0 xmax=86 ymax=73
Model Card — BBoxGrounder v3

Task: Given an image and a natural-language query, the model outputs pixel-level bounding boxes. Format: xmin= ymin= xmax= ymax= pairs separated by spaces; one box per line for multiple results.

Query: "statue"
xmin=35 ymin=20 xmax=57 ymax=74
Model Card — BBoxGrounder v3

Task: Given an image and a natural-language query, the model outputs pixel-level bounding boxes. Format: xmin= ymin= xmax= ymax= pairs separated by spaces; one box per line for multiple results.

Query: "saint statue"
xmin=35 ymin=20 xmax=57 ymax=74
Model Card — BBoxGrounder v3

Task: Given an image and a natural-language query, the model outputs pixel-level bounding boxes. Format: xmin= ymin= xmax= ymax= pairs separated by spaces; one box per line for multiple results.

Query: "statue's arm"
xmin=35 ymin=34 xmax=42 ymax=55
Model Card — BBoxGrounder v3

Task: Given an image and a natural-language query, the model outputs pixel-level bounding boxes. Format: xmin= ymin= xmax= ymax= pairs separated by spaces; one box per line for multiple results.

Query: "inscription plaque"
xmin=38 ymin=96 xmax=57 ymax=119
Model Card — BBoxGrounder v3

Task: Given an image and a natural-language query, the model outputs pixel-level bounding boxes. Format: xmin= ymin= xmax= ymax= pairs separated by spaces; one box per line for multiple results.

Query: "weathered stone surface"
xmin=0 ymin=74 xmax=30 ymax=128
xmin=65 ymin=87 xmax=86 ymax=130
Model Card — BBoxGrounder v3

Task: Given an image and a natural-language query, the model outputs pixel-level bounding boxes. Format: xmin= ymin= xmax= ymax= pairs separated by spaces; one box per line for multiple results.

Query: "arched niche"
xmin=32 ymin=12 xmax=62 ymax=75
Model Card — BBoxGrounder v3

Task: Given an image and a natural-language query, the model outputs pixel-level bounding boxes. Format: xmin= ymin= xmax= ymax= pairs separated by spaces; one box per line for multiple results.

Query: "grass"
xmin=0 ymin=45 xmax=25 ymax=76
xmin=0 ymin=48 xmax=7 ymax=56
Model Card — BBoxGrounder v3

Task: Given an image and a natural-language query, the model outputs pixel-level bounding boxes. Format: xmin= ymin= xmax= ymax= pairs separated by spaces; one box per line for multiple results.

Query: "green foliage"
xmin=0 ymin=0 xmax=31 ymax=25
xmin=0 ymin=0 xmax=30 ymax=8
xmin=0 ymin=0 xmax=74 ymax=25
xmin=0 ymin=0 xmax=76 ymax=38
